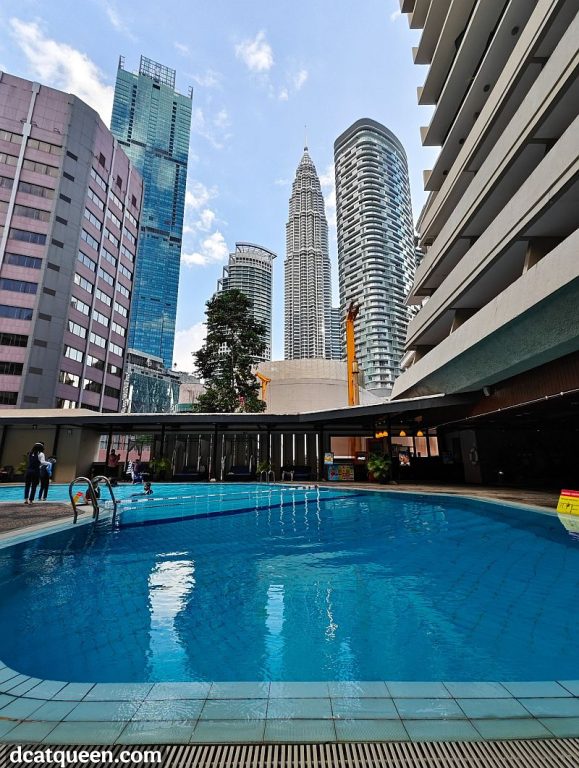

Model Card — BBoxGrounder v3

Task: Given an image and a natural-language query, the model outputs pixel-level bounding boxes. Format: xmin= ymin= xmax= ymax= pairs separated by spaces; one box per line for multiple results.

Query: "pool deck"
xmin=0 ymin=482 xmax=575 ymax=748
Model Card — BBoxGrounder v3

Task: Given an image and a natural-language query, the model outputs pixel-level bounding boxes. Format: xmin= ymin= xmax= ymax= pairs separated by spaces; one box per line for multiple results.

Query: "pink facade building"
xmin=0 ymin=72 xmax=143 ymax=411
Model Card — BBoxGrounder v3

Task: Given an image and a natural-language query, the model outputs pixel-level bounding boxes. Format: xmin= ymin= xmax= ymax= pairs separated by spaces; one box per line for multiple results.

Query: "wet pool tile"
xmin=200 ymin=698 xmax=268 ymax=721
xmin=328 ymin=681 xmax=388 ymax=698
xmin=0 ymin=668 xmax=19 ymax=688
xmin=147 ymin=682 xmax=210 ymax=700
xmin=456 ymin=698 xmax=530 ymax=719
xmin=518 ymin=698 xmax=579 ymax=718
xmin=559 ymin=681 xmax=579 ymax=696
xmin=192 ymin=719 xmax=266 ymax=743
xmin=395 ymin=698 xmax=465 ymax=719
xmin=335 ymin=719 xmax=409 ymax=742
xmin=444 ymin=682 xmax=510 ymax=699
xmin=472 ymin=718 xmax=551 ymax=740
xmin=83 ymin=683 xmax=154 ymax=701
xmin=539 ymin=717 xmax=579 ymax=738
xmin=132 ymin=699 xmax=204 ymax=721
xmin=118 ymin=720 xmax=195 ymax=744
xmin=0 ymin=694 xmax=16 ymax=709
xmin=23 ymin=680 xmax=67 ymax=699
xmin=269 ymin=682 xmax=329 ymax=698
xmin=0 ymin=720 xmax=18 ymax=738
xmin=209 ymin=682 xmax=270 ymax=699
xmin=42 ymin=721 xmax=126 ymax=745
xmin=403 ymin=720 xmax=482 ymax=742
xmin=51 ymin=683 xmax=95 ymax=701
xmin=501 ymin=681 xmax=572 ymax=698
xmin=6 ymin=677 xmax=44 ymax=696
xmin=0 ymin=697 xmax=43 ymax=719
xmin=264 ymin=719 xmax=336 ymax=743
xmin=386 ymin=682 xmax=451 ymax=699
xmin=3 ymin=721 xmax=59 ymax=742
xmin=267 ymin=698 xmax=332 ymax=719
xmin=64 ymin=700 xmax=141 ymax=722
xmin=28 ymin=700 xmax=78 ymax=721
xmin=331 ymin=697 xmax=398 ymax=719
xmin=1 ymin=674 xmax=29 ymax=692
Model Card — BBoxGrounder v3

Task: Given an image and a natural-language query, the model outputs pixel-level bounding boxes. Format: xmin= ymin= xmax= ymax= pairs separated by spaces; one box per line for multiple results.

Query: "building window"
xmin=78 ymin=250 xmax=97 ymax=272
xmin=0 ymin=391 xmax=18 ymax=405
xmin=0 ymin=361 xmax=23 ymax=375
xmin=89 ymin=331 xmax=106 ymax=348
xmin=104 ymin=385 xmax=120 ymax=399
xmin=8 ymin=229 xmax=47 ymax=245
xmin=4 ymin=253 xmax=42 ymax=269
xmin=0 ymin=304 xmax=33 ymax=321
xmin=90 ymin=167 xmax=107 ymax=191
xmin=56 ymin=398 xmax=78 ymax=409
xmin=92 ymin=309 xmax=109 ymax=328
xmin=59 ymin=370 xmax=80 ymax=387
xmin=0 ymin=278 xmax=37 ymax=294
xmin=70 ymin=296 xmax=90 ymax=315
xmin=109 ymin=342 xmax=123 ymax=356
xmin=97 ymin=267 xmax=114 ymax=286
xmin=74 ymin=273 xmax=93 ymax=293
xmin=0 ymin=332 xmax=28 ymax=347
xmin=84 ymin=208 xmax=102 ymax=230
xmin=68 ymin=321 xmax=87 ymax=338
xmin=18 ymin=180 xmax=55 ymax=199
xmin=83 ymin=379 xmax=102 ymax=394
xmin=80 ymin=229 xmax=99 ymax=251
xmin=87 ymin=355 xmax=105 ymax=370
xmin=95 ymin=287 xmax=112 ymax=306
xmin=64 ymin=346 xmax=84 ymax=363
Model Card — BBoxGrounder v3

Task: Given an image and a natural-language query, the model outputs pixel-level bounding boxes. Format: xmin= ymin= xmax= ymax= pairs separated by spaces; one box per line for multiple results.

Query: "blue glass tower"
xmin=111 ymin=56 xmax=192 ymax=367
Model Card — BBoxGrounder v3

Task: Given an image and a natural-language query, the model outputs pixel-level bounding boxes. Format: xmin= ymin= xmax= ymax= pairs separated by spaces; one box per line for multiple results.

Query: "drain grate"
xmin=2 ymin=740 xmax=579 ymax=768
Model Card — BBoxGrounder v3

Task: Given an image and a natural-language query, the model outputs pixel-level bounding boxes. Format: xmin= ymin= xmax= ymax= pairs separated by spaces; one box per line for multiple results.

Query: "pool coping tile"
xmin=501 ymin=681 xmax=573 ymax=698
xmin=117 ymin=720 xmax=196 ymax=744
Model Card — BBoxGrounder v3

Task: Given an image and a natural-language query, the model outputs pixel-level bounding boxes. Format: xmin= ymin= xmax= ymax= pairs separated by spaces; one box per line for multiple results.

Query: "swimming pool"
xmin=0 ymin=486 xmax=577 ymax=684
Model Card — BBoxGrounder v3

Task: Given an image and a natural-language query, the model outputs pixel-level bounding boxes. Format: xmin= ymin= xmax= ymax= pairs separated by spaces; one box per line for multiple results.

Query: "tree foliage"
xmin=193 ymin=289 xmax=266 ymax=413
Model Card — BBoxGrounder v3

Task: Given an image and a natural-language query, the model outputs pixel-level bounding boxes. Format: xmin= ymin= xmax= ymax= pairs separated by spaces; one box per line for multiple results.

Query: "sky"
xmin=0 ymin=0 xmax=438 ymax=370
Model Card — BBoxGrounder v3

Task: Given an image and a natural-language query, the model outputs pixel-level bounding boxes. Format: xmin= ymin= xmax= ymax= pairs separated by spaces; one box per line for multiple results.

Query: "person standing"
xmin=24 ymin=442 xmax=47 ymax=504
xmin=38 ymin=457 xmax=56 ymax=501
xmin=107 ymin=448 xmax=120 ymax=479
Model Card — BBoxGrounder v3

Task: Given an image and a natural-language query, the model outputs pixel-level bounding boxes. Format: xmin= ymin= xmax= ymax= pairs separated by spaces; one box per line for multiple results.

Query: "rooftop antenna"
xmin=304 ymin=124 xmax=308 ymax=151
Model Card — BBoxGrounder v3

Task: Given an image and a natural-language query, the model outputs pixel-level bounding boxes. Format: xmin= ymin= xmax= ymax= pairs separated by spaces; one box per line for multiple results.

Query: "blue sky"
xmin=0 ymin=0 xmax=437 ymax=369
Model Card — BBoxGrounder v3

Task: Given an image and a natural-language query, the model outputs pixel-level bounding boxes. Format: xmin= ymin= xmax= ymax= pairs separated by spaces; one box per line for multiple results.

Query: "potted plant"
xmin=367 ymin=453 xmax=392 ymax=484
xmin=15 ymin=455 xmax=28 ymax=481
xmin=256 ymin=459 xmax=273 ymax=480
xmin=149 ymin=457 xmax=171 ymax=480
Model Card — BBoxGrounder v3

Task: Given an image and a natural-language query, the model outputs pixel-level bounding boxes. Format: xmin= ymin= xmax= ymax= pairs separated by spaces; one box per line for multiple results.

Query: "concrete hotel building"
xmin=392 ymin=0 xmax=578 ymax=483
xmin=111 ymin=56 xmax=192 ymax=369
xmin=335 ymin=119 xmax=415 ymax=396
xmin=284 ymin=147 xmax=332 ymax=360
xmin=0 ymin=72 xmax=142 ymax=411
xmin=218 ymin=242 xmax=276 ymax=361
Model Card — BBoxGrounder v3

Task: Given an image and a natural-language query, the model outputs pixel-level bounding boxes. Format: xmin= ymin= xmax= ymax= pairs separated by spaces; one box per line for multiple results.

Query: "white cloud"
xmin=173 ymin=323 xmax=206 ymax=372
xmin=100 ymin=1 xmax=136 ymax=40
xmin=390 ymin=9 xmax=402 ymax=21
xmin=197 ymin=208 xmax=216 ymax=231
xmin=185 ymin=181 xmax=217 ymax=211
xmin=235 ymin=31 xmax=274 ymax=73
xmin=192 ymin=70 xmax=221 ymax=89
xmin=182 ymin=231 xmax=230 ymax=267
xmin=190 ymin=106 xmax=232 ymax=149
xmin=10 ymin=19 xmax=114 ymax=123
xmin=174 ymin=42 xmax=190 ymax=56
xmin=274 ymin=178 xmax=290 ymax=187
xmin=319 ymin=163 xmax=337 ymax=228
xmin=278 ymin=87 xmax=289 ymax=102
xmin=293 ymin=68 xmax=308 ymax=91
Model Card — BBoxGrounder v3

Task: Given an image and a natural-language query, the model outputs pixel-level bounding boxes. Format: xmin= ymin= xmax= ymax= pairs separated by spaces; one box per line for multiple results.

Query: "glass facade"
xmin=110 ymin=56 xmax=192 ymax=368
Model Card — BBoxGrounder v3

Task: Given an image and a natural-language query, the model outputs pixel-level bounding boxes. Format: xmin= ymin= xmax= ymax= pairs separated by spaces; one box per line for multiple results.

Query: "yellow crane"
xmin=346 ymin=301 xmax=360 ymax=406
xmin=255 ymin=371 xmax=272 ymax=403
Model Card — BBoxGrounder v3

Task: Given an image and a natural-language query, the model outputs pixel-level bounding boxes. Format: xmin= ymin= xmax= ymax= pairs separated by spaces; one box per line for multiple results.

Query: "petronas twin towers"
xmin=284 ymin=147 xmax=333 ymax=360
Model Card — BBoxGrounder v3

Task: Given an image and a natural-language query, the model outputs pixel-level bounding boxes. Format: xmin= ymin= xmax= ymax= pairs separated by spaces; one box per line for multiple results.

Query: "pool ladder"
xmin=69 ymin=475 xmax=118 ymax=524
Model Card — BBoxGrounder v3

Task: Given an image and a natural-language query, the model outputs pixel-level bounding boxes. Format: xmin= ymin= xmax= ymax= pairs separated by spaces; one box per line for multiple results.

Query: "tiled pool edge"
xmin=1 ymin=489 xmax=574 ymax=745
xmin=2 ymin=670 xmax=579 ymax=744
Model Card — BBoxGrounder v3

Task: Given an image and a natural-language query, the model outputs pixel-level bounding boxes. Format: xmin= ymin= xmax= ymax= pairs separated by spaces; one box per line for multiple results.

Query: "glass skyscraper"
xmin=334 ymin=118 xmax=415 ymax=395
xmin=110 ymin=56 xmax=192 ymax=368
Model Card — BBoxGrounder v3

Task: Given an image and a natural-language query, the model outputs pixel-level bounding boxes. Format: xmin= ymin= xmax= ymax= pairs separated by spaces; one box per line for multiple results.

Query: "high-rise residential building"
xmin=329 ymin=307 xmax=342 ymax=360
xmin=0 ymin=71 xmax=142 ymax=411
xmin=217 ymin=242 xmax=276 ymax=361
xmin=392 ymin=0 xmax=578 ymax=410
xmin=110 ymin=56 xmax=192 ymax=368
xmin=284 ymin=146 xmax=332 ymax=360
xmin=334 ymin=118 xmax=415 ymax=396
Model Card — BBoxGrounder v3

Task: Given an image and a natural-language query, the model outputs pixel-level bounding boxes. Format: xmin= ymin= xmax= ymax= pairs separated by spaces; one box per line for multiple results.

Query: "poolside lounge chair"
xmin=226 ymin=465 xmax=254 ymax=481
xmin=173 ymin=465 xmax=208 ymax=482
xmin=281 ymin=465 xmax=313 ymax=481
xmin=0 ymin=465 xmax=14 ymax=482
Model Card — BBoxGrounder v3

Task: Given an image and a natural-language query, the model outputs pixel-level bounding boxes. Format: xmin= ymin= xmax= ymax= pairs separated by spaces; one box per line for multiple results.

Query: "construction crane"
xmin=255 ymin=371 xmax=272 ymax=403
xmin=346 ymin=302 xmax=360 ymax=406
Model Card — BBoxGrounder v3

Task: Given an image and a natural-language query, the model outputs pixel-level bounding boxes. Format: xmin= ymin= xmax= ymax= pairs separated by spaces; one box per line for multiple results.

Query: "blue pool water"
xmin=0 ymin=487 xmax=578 ymax=683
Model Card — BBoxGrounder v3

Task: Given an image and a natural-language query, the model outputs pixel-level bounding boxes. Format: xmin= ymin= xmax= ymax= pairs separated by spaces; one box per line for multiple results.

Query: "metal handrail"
xmin=69 ymin=476 xmax=99 ymax=524
xmin=69 ymin=475 xmax=118 ymax=524
xmin=259 ymin=469 xmax=275 ymax=483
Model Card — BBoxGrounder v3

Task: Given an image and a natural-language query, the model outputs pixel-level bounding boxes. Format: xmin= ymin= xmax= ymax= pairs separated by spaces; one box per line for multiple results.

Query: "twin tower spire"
xmin=284 ymin=145 xmax=333 ymax=360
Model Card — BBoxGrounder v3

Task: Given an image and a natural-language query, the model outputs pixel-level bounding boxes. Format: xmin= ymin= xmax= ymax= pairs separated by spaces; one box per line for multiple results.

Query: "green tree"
xmin=193 ymin=289 xmax=266 ymax=413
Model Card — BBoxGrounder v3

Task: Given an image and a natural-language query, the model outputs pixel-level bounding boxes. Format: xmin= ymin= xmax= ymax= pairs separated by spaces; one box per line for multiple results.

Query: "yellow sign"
xmin=557 ymin=490 xmax=579 ymax=534
xmin=557 ymin=489 xmax=579 ymax=515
